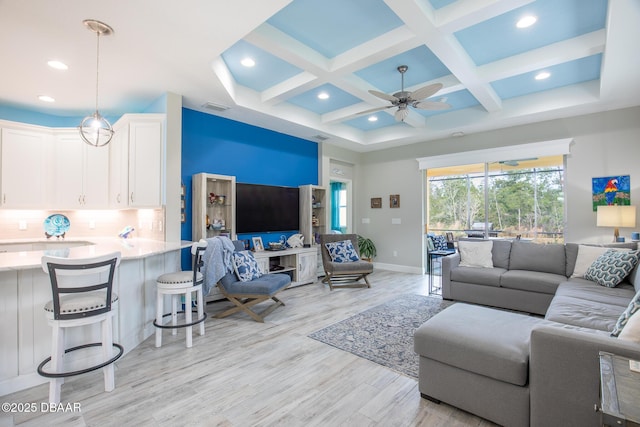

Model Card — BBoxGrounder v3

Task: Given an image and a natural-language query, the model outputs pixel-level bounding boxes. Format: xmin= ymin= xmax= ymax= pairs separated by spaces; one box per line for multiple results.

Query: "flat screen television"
xmin=236 ymin=183 xmax=299 ymax=233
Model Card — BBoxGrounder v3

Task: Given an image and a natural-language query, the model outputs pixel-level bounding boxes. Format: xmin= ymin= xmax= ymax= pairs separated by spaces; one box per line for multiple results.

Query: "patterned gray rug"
xmin=308 ymin=294 xmax=454 ymax=378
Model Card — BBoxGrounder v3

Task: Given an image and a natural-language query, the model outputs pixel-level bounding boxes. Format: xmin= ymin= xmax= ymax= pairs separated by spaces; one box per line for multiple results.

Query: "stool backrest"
xmin=41 ymin=252 xmax=121 ymax=321
xmin=191 ymin=240 xmax=207 ymax=284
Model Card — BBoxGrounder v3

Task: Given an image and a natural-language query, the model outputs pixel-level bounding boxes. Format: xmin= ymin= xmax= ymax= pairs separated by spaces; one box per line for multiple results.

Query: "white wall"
xmin=353 ymin=106 xmax=640 ymax=272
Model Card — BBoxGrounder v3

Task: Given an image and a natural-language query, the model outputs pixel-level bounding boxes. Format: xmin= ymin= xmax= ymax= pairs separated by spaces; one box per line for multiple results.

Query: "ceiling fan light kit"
xmin=359 ymin=65 xmax=451 ymax=122
xmin=79 ymin=19 xmax=114 ymax=147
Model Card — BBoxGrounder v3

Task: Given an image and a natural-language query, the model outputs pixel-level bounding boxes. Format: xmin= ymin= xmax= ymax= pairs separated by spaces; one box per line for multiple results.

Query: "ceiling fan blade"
xmin=356 ymin=105 xmax=394 ymax=115
xmin=409 ymin=83 xmax=443 ymax=101
xmin=395 ymin=108 xmax=409 ymax=122
xmin=413 ymin=101 xmax=452 ymax=111
xmin=368 ymin=90 xmax=399 ymax=103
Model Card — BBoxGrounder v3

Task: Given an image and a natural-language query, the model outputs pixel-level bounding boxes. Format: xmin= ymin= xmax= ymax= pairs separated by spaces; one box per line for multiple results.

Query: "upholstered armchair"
xmin=319 ymin=234 xmax=373 ymax=290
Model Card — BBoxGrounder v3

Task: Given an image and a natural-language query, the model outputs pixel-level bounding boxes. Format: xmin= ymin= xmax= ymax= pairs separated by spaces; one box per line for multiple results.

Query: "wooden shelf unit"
xmin=192 ymin=173 xmax=236 ymax=242
xmin=299 ymin=185 xmax=327 ymax=246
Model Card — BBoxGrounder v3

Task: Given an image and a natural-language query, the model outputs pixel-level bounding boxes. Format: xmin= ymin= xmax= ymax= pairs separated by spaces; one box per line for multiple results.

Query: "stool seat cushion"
xmin=157 ymin=271 xmax=203 ymax=288
xmin=415 ymin=303 xmax=548 ymax=386
xmin=220 ymin=272 xmax=290 ymax=296
xmin=44 ymin=290 xmax=119 ymax=315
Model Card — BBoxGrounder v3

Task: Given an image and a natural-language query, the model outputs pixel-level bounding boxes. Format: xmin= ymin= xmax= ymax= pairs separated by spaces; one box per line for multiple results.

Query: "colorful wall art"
xmin=592 ymin=175 xmax=630 ymax=211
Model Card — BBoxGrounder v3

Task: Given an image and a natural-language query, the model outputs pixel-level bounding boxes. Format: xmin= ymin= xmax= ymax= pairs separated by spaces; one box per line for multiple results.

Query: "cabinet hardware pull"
xmin=117 ymin=193 xmax=121 ymax=203
xmin=130 ymin=192 xmax=134 ymax=203
xmin=78 ymin=195 xmax=82 ymax=205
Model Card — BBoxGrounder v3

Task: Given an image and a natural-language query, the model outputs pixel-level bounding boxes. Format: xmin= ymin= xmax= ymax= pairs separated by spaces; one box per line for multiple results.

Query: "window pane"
xmin=427 ymin=156 xmax=564 ymax=242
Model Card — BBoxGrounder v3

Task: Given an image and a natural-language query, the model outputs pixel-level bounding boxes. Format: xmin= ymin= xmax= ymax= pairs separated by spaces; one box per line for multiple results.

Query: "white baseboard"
xmin=373 ymin=262 xmax=423 ymax=275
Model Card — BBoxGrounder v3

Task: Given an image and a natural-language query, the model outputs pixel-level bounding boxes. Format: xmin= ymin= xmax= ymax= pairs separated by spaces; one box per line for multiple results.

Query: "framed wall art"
xmin=371 ymin=197 xmax=382 ymax=208
xmin=592 ymin=175 xmax=630 ymax=211
xmin=390 ymin=194 xmax=400 ymax=208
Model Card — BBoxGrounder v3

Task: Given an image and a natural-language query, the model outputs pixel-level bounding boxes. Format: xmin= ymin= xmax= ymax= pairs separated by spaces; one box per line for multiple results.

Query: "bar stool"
xmin=154 ymin=240 xmax=207 ymax=348
xmin=38 ymin=252 xmax=123 ymax=404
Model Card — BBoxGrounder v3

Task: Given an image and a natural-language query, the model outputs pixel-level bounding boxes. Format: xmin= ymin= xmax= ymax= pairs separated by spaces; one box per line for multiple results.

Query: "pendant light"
xmin=79 ymin=19 xmax=114 ymax=147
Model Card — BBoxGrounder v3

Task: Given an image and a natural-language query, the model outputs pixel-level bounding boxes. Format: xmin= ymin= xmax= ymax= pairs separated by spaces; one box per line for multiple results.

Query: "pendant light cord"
xmin=95 ymin=30 xmax=101 ymax=113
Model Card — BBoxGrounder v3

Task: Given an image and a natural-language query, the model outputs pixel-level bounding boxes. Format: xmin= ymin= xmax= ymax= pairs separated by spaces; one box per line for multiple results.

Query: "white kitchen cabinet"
xmin=128 ymin=119 xmax=164 ymax=207
xmin=108 ymin=125 xmax=128 ymax=208
xmin=0 ymin=126 xmax=51 ymax=208
xmin=108 ymin=114 xmax=165 ymax=208
xmin=53 ymin=131 xmax=109 ymax=208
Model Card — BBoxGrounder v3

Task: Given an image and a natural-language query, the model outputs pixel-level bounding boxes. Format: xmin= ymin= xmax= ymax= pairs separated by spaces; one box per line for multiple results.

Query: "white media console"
xmin=252 ymin=246 xmax=319 ymax=287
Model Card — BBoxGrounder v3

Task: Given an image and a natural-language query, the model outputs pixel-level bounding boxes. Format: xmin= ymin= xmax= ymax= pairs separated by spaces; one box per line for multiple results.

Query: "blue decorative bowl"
xmin=43 ymin=214 xmax=70 ymax=238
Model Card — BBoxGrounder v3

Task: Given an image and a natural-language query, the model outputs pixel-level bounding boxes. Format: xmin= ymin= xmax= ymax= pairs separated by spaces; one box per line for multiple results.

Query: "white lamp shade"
xmin=597 ymin=205 xmax=637 ymax=228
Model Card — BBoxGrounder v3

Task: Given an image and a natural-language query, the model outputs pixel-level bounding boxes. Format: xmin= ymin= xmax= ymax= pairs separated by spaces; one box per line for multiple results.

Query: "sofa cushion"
xmin=509 ymin=241 xmax=566 ymax=276
xmin=415 ymin=303 xmax=548 ymax=386
xmin=571 ymin=245 xmax=609 ymax=278
xmin=499 ymin=270 xmax=565 ymax=295
xmin=565 ymin=242 xmax=638 ymax=277
xmin=545 ymin=295 xmax=625 ymax=332
xmin=618 ymin=310 xmax=640 ymax=343
xmin=458 ymin=240 xmax=493 ymax=268
xmin=557 ymin=280 xmax=635 ymax=308
xmin=450 ymin=266 xmax=506 ymax=287
xmin=584 ymin=249 xmax=640 ymax=287
xmin=491 ymin=239 xmax=512 ymax=269
xmin=611 ymin=290 xmax=640 ymax=336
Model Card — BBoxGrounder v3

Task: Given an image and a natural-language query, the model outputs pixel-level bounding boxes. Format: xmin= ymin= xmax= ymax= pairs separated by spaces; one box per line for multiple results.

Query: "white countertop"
xmin=0 ymin=237 xmax=192 ymax=271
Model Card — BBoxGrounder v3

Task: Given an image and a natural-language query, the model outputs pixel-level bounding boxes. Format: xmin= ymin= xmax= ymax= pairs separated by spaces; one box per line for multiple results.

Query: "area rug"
xmin=308 ymin=294 xmax=454 ymax=378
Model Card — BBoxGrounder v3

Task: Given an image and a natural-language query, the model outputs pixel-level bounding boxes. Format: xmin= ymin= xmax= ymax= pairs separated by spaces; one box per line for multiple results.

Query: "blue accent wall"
xmin=181 ymin=108 xmax=319 ymax=246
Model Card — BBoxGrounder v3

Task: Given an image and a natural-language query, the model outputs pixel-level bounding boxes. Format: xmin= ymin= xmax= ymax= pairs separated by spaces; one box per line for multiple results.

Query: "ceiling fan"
xmin=358 ymin=65 xmax=451 ymax=122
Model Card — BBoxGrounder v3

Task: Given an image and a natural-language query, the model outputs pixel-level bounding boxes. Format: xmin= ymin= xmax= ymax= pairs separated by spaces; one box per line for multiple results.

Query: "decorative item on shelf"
xmin=390 ymin=194 xmax=400 ymax=208
xmin=287 ymin=234 xmax=304 ymax=248
xmin=43 ymin=214 xmax=70 ymax=239
xmin=252 ymin=236 xmax=264 ymax=252
xmin=357 ymin=235 xmax=377 ymax=262
xmin=210 ymin=218 xmax=224 ymax=230
xmin=118 ymin=225 xmax=135 ymax=239
xmin=216 ymin=195 xmax=226 ymax=205
xmin=312 ymin=214 xmax=319 ymax=226
xmin=208 ymin=192 xmax=216 ymax=206
xmin=632 ymin=232 xmax=640 ymax=241
xmin=268 ymin=242 xmax=285 ymax=251
xmin=78 ymin=19 xmax=115 ymax=147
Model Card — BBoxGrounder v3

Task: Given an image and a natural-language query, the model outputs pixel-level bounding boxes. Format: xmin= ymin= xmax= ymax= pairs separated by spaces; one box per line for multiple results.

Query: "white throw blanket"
xmin=201 ymin=236 xmax=236 ymax=295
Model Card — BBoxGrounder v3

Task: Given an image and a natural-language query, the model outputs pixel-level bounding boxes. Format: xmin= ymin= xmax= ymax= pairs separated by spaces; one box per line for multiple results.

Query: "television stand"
xmin=252 ymin=246 xmax=318 ymax=287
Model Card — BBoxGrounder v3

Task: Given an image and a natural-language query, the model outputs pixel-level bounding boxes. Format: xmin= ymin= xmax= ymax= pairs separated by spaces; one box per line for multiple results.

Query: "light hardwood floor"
xmin=2 ymin=270 xmax=498 ymax=427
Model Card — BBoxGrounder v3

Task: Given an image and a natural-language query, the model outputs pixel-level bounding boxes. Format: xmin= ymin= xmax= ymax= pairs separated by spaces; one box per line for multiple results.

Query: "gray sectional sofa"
xmin=414 ymin=239 xmax=640 ymax=427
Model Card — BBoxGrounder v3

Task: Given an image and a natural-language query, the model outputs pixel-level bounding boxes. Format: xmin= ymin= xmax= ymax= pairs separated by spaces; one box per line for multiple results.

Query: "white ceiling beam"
xmin=386 ymin=0 xmax=503 ymax=113
xmin=435 ymin=0 xmax=535 ymax=33
xmin=477 ymin=30 xmax=605 ymax=83
xmin=599 ymin=0 xmax=640 ymax=101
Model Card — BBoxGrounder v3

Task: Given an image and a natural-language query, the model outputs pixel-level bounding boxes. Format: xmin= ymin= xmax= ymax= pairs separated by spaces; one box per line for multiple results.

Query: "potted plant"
xmin=357 ymin=235 xmax=377 ymax=261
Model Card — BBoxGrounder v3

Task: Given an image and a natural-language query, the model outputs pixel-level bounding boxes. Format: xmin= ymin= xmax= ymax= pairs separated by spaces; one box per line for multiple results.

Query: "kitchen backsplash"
xmin=0 ymin=208 xmax=165 ymax=241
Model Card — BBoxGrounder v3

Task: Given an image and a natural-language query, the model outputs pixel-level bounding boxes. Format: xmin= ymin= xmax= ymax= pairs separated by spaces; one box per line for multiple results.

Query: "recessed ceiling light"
xmin=368 ymin=116 xmax=378 ymax=122
xmin=516 ymin=15 xmax=537 ymax=28
xmin=317 ymin=92 xmax=329 ymax=100
xmin=38 ymin=95 xmax=55 ymax=103
xmin=47 ymin=60 xmax=68 ymax=70
xmin=240 ymin=57 xmax=255 ymax=67
xmin=535 ymin=71 xmax=551 ymax=80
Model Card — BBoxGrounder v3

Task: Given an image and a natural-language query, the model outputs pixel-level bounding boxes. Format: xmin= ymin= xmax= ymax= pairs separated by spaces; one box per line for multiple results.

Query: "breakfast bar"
xmin=0 ymin=238 xmax=191 ymax=396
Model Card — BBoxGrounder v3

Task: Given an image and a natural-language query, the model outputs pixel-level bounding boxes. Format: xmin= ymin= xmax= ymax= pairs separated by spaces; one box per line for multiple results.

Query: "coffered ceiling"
xmin=1 ymin=0 xmax=639 ymax=152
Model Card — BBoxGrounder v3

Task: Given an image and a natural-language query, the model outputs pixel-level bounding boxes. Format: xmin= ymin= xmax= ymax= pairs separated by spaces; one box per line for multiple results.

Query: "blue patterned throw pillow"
xmin=431 ymin=235 xmax=448 ymax=251
xmin=232 ymin=251 xmax=262 ymax=282
xmin=584 ymin=249 xmax=640 ymax=288
xmin=611 ymin=290 xmax=640 ymax=337
xmin=325 ymin=240 xmax=360 ymax=263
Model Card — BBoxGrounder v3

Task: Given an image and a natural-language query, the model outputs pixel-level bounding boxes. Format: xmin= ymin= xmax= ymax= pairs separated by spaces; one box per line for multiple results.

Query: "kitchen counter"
xmin=0 ymin=238 xmax=192 ymax=396
xmin=0 ymin=237 xmax=191 ymax=271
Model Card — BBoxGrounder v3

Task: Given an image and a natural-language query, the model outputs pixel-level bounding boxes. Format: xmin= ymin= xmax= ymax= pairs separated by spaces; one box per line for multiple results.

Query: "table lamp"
xmin=597 ymin=205 xmax=636 ymax=242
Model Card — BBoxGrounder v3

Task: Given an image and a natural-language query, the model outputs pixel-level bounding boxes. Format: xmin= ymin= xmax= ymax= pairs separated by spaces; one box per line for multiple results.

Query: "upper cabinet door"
xmin=1 ymin=127 xmax=51 ymax=208
xmin=128 ymin=120 xmax=163 ymax=207
xmin=53 ymin=131 xmax=109 ymax=209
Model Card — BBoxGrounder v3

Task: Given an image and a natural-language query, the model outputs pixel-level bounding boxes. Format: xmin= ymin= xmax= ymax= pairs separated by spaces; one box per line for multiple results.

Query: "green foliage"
xmin=428 ymin=167 xmax=564 ymax=241
xmin=357 ymin=235 xmax=377 ymax=259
